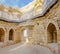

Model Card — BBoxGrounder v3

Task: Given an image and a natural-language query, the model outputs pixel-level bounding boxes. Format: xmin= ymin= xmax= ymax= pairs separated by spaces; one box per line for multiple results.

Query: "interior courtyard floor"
xmin=0 ymin=42 xmax=58 ymax=54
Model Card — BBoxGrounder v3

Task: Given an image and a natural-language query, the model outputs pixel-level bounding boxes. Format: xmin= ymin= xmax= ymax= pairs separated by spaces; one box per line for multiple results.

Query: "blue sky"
xmin=0 ymin=0 xmax=33 ymax=8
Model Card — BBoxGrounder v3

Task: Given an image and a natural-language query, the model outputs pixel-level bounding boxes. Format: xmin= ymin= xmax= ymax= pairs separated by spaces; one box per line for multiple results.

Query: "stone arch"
xmin=47 ymin=23 xmax=57 ymax=43
xmin=0 ymin=28 xmax=5 ymax=43
xmin=20 ymin=25 xmax=34 ymax=43
xmin=21 ymin=27 xmax=28 ymax=42
xmin=9 ymin=29 xmax=14 ymax=41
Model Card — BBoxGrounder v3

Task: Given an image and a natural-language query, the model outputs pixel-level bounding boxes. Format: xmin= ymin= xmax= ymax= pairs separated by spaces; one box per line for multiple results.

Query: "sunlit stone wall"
xmin=0 ymin=1 xmax=60 ymax=54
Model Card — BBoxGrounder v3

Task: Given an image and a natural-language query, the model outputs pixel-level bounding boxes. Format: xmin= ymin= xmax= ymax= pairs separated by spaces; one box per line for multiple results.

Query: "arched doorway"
xmin=21 ymin=28 xmax=28 ymax=43
xmin=0 ymin=28 xmax=5 ymax=42
xmin=9 ymin=29 xmax=14 ymax=41
xmin=47 ymin=23 xmax=57 ymax=43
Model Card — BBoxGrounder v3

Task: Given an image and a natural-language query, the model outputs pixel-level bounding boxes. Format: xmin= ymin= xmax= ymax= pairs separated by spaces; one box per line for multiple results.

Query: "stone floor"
xmin=0 ymin=43 xmax=58 ymax=54
xmin=48 ymin=43 xmax=58 ymax=53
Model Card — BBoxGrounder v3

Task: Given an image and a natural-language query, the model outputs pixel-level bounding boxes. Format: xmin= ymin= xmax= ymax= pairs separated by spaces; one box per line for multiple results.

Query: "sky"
xmin=0 ymin=0 xmax=33 ymax=8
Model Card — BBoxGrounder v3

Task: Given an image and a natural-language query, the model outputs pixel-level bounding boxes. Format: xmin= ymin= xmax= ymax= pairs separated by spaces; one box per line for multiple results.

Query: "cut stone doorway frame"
xmin=0 ymin=28 xmax=5 ymax=44
xmin=45 ymin=20 xmax=59 ymax=44
xmin=47 ymin=23 xmax=57 ymax=43
xmin=19 ymin=25 xmax=34 ymax=43
xmin=9 ymin=29 xmax=14 ymax=42
xmin=20 ymin=27 xmax=28 ymax=43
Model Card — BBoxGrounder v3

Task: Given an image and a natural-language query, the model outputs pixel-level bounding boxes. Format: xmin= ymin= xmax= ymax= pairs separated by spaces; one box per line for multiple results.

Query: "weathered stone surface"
xmin=0 ymin=0 xmax=60 ymax=53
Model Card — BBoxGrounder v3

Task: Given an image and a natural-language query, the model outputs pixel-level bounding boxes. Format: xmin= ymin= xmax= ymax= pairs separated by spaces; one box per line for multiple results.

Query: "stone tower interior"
xmin=0 ymin=0 xmax=60 ymax=54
